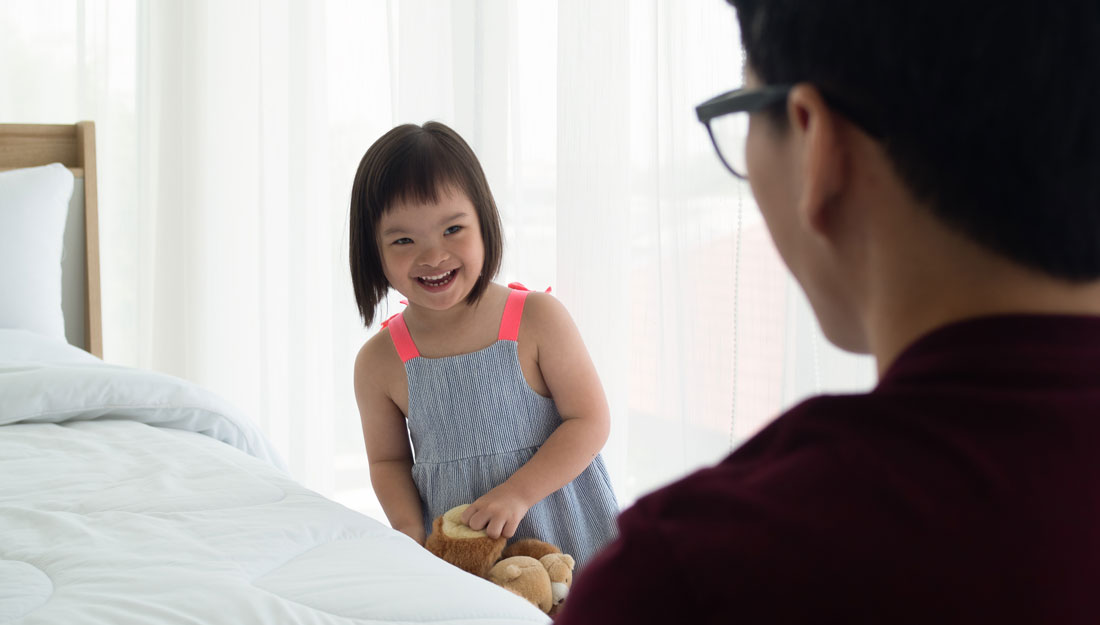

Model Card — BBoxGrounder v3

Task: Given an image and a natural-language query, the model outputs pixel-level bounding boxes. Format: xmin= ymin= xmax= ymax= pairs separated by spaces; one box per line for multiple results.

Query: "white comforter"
xmin=0 ymin=330 xmax=548 ymax=624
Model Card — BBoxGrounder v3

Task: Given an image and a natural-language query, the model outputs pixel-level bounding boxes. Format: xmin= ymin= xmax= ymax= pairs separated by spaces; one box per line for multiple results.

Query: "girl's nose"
xmin=416 ymin=245 xmax=448 ymax=267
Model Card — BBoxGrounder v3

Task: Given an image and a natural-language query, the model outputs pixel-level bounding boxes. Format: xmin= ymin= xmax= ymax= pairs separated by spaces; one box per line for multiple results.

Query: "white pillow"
xmin=0 ymin=163 xmax=73 ymax=340
xmin=0 ymin=328 xmax=99 ymax=365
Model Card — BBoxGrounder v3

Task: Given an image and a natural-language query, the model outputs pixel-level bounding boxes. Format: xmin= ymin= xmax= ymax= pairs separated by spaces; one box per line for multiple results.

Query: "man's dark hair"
xmin=728 ymin=0 xmax=1100 ymax=280
xmin=349 ymin=121 xmax=503 ymax=326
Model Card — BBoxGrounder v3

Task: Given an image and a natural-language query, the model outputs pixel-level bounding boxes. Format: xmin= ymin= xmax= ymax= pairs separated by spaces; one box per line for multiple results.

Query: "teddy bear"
xmin=499 ymin=539 xmax=575 ymax=615
xmin=424 ymin=503 xmax=506 ymax=578
xmin=425 ymin=504 xmax=576 ymax=615
xmin=488 ymin=555 xmax=554 ymax=613
xmin=539 ymin=552 xmax=575 ymax=616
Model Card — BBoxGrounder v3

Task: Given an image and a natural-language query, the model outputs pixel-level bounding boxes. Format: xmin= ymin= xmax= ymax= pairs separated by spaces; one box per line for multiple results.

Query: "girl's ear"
xmin=787 ymin=84 xmax=848 ymax=239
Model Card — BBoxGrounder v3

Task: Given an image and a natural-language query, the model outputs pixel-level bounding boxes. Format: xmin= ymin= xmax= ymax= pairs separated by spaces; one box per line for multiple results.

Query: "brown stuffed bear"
xmin=425 ymin=504 xmax=576 ymax=615
xmin=540 ymin=552 xmax=575 ymax=616
xmin=423 ymin=504 xmax=506 ymax=578
xmin=488 ymin=556 xmax=554 ymax=613
xmin=500 ymin=538 xmax=575 ymax=614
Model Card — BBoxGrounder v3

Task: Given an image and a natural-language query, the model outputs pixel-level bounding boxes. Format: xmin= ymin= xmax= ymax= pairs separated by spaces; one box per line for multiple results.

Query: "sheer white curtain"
xmin=1 ymin=0 xmax=873 ymax=518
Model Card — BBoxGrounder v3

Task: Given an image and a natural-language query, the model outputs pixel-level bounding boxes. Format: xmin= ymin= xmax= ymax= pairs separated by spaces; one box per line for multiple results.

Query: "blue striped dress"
xmin=386 ymin=289 xmax=619 ymax=571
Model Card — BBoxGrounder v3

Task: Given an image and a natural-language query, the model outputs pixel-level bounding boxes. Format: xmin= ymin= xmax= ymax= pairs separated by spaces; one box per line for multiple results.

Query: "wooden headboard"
xmin=0 ymin=122 xmax=103 ymax=358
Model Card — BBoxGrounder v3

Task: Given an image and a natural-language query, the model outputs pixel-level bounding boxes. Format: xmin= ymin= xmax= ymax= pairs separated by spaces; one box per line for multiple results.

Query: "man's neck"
xmin=864 ymin=214 xmax=1100 ymax=377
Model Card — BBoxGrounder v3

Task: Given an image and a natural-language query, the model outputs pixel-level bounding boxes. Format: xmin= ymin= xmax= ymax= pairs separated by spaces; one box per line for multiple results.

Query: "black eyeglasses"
xmin=697 ymin=84 xmax=884 ymax=180
xmin=695 ymin=84 xmax=792 ymax=180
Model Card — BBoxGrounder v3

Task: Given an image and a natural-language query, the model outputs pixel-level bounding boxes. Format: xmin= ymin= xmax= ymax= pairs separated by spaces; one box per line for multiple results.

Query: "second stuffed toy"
xmin=425 ymin=504 xmax=576 ymax=614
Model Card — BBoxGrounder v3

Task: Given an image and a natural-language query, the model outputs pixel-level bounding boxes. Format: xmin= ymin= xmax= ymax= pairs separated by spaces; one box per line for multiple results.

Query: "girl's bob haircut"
xmin=349 ymin=121 xmax=504 ymax=326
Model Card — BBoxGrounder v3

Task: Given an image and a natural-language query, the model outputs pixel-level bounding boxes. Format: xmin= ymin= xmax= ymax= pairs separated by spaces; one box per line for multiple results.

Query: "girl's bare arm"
xmin=354 ymin=336 xmax=425 ymax=544
xmin=463 ymin=292 xmax=611 ymax=539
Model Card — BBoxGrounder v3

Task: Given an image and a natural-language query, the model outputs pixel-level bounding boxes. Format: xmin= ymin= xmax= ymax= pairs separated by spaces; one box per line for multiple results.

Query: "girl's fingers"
xmin=487 ymin=517 xmax=506 ymax=539
xmin=461 ymin=505 xmax=477 ymax=525
xmin=459 ymin=499 xmax=524 ymax=538
xmin=465 ymin=508 xmax=485 ymax=530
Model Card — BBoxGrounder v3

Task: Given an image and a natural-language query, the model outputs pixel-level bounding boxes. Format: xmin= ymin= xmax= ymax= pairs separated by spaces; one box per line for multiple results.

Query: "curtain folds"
xmin=1 ymin=0 xmax=874 ymax=519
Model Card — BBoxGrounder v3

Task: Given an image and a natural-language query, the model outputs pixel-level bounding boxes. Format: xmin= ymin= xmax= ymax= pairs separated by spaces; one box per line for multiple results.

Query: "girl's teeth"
xmin=420 ymin=269 xmax=456 ymax=285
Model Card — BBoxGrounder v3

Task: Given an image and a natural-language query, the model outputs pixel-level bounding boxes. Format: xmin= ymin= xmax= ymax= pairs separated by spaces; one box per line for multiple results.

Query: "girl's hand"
xmin=462 ymin=486 xmax=532 ymax=539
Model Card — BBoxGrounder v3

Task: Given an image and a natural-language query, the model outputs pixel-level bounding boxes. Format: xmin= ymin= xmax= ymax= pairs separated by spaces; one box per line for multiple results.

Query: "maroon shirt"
xmin=556 ymin=315 xmax=1100 ymax=624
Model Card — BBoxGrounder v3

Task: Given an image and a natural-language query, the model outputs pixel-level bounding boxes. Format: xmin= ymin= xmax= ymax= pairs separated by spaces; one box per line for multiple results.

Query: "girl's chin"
xmin=403 ymin=286 xmax=471 ymax=310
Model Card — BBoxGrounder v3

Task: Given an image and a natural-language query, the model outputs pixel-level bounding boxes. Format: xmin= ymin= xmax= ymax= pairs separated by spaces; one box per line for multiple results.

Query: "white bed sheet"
xmin=0 ymin=331 xmax=549 ymax=625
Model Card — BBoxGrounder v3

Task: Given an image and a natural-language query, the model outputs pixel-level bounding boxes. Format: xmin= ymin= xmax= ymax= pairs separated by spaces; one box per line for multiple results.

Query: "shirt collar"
xmin=877 ymin=314 xmax=1100 ymax=391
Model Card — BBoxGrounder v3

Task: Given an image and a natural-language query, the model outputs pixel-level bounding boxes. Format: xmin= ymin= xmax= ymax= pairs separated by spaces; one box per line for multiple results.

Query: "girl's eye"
xmin=444 ymin=225 xmax=462 ymax=235
xmin=392 ymin=237 xmax=413 ymax=245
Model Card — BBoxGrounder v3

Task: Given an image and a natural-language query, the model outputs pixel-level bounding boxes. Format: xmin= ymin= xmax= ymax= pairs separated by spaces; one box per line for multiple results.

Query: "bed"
xmin=0 ymin=123 xmax=550 ymax=624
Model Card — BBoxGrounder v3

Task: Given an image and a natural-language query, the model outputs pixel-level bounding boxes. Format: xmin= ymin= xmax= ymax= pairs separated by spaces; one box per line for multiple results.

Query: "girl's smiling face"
xmin=377 ymin=185 xmax=485 ymax=312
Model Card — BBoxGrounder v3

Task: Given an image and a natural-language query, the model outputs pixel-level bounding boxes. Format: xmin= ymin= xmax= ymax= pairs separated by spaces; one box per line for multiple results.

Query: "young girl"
xmin=349 ymin=121 xmax=618 ymax=571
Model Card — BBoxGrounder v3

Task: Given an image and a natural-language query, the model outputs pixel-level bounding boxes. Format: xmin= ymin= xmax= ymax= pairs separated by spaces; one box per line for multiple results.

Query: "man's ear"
xmin=787 ymin=84 xmax=848 ymax=238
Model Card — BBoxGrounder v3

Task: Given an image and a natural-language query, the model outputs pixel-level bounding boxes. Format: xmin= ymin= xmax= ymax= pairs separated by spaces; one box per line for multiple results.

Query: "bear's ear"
xmin=499 ymin=564 xmax=522 ymax=581
xmin=541 ymin=553 xmax=575 ymax=571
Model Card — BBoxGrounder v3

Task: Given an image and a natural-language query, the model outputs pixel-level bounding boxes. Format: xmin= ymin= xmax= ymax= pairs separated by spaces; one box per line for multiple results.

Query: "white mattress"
xmin=0 ymin=330 xmax=549 ymax=624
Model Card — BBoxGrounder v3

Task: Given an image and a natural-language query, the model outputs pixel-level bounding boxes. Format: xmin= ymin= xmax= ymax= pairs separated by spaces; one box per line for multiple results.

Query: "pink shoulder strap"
xmin=498 ymin=289 xmax=529 ymax=341
xmin=387 ymin=313 xmax=420 ymax=363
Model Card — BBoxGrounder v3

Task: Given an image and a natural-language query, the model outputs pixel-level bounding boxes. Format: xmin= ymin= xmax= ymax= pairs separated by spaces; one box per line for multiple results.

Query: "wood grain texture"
xmin=0 ymin=122 xmax=102 ymax=358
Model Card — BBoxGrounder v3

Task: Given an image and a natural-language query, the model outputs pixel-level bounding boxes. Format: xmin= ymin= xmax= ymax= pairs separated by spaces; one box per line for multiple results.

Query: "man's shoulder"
xmin=563 ymin=404 xmax=873 ymax=624
xmin=619 ymin=393 xmax=911 ymax=547
xmin=562 ymin=384 xmax=1100 ymax=624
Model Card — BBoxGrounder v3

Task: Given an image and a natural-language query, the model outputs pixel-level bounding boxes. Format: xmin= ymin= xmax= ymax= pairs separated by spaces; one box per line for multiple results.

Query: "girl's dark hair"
xmin=349 ymin=121 xmax=504 ymax=326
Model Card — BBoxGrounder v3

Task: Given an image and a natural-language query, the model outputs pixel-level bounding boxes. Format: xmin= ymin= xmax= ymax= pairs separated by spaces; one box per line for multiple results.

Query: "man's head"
xmin=722 ymin=0 xmax=1100 ymax=353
